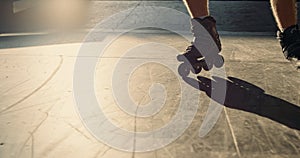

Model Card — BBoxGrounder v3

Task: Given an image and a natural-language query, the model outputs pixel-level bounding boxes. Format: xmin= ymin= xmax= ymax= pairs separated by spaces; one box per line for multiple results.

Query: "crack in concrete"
xmin=1 ymin=98 xmax=61 ymax=115
xmin=2 ymin=78 xmax=30 ymax=95
xmin=17 ymin=103 xmax=56 ymax=158
xmin=38 ymin=133 xmax=70 ymax=158
xmin=113 ymin=1 xmax=142 ymax=32
xmin=66 ymin=123 xmax=92 ymax=141
xmin=224 ymin=107 xmax=241 ymax=158
xmin=0 ymin=55 xmax=63 ymax=114
xmin=97 ymin=147 xmax=112 ymax=158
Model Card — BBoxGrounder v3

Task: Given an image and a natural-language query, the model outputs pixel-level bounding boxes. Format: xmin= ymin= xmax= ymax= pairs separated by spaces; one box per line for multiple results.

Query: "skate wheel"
xmin=176 ymin=54 xmax=186 ymax=61
xmin=200 ymin=60 xmax=209 ymax=71
xmin=178 ymin=63 xmax=190 ymax=76
xmin=214 ymin=55 xmax=224 ymax=68
xmin=201 ymin=59 xmax=213 ymax=71
xmin=191 ymin=63 xmax=202 ymax=74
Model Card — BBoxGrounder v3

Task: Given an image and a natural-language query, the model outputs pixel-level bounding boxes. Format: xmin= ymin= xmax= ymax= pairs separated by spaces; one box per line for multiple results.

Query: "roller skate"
xmin=277 ymin=24 xmax=300 ymax=69
xmin=177 ymin=16 xmax=224 ymax=77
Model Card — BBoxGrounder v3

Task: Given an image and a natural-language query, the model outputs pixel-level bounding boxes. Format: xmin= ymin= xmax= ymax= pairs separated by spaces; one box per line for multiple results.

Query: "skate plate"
xmin=177 ymin=54 xmax=224 ymax=77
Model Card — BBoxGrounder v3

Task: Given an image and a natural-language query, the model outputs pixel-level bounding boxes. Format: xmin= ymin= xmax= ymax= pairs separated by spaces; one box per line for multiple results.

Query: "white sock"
xmin=197 ymin=15 xmax=209 ymax=19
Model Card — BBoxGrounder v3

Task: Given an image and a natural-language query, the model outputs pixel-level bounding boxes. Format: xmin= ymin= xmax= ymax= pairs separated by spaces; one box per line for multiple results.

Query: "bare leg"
xmin=183 ymin=0 xmax=209 ymax=18
xmin=272 ymin=0 xmax=300 ymax=68
xmin=270 ymin=0 xmax=297 ymax=31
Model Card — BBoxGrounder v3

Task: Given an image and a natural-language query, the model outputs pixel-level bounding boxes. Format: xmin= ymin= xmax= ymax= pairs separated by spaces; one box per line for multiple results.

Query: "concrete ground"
xmin=0 ymin=1 xmax=300 ymax=158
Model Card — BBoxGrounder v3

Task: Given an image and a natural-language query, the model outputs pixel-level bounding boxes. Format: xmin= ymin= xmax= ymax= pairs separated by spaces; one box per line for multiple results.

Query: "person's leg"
xmin=178 ymin=0 xmax=223 ymax=75
xmin=271 ymin=0 xmax=300 ymax=68
xmin=270 ymin=0 xmax=297 ymax=31
xmin=183 ymin=0 xmax=209 ymax=18
xmin=182 ymin=0 xmax=221 ymax=51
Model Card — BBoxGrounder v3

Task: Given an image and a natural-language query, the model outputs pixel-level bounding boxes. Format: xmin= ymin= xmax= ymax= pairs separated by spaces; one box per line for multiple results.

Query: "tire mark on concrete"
xmin=0 ymin=55 xmax=63 ymax=114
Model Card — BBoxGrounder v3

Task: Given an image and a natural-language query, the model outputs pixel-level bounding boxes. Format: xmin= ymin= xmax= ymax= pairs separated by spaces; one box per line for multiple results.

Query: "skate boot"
xmin=277 ymin=24 xmax=300 ymax=69
xmin=177 ymin=16 xmax=224 ymax=77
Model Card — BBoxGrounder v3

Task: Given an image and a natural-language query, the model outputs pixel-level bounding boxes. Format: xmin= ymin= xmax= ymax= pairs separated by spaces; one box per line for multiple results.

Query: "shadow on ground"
xmin=182 ymin=75 xmax=300 ymax=130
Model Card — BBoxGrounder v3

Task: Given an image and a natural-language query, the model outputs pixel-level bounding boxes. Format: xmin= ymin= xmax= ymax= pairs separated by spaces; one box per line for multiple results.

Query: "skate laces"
xmin=278 ymin=25 xmax=300 ymax=48
xmin=183 ymin=43 xmax=205 ymax=59
xmin=277 ymin=25 xmax=300 ymax=59
xmin=185 ymin=44 xmax=194 ymax=52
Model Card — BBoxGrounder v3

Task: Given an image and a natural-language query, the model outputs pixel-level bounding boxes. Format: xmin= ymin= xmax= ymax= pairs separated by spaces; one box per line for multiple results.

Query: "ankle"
xmin=196 ymin=15 xmax=210 ymax=20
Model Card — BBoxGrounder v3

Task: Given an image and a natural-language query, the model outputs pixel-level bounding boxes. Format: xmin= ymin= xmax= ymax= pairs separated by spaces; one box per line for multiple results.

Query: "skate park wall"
xmin=1 ymin=0 xmax=300 ymax=33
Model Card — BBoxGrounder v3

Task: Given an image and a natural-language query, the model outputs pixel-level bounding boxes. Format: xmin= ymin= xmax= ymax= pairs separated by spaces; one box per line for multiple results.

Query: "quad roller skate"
xmin=177 ymin=16 xmax=224 ymax=77
xmin=277 ymin=24 xmax=300 ymax=69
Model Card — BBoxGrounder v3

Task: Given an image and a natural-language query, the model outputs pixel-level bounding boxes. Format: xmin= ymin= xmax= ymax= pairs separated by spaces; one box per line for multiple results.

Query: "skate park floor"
xmin=1 ymin=30 xmax=300 ymax=158
xmin=0 ymin=1 xmax=300 ymax=158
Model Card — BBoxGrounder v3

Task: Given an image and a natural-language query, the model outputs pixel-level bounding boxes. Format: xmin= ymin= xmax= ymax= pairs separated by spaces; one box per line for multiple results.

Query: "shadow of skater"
xmin=182 ymin=75 xmax=300 ymax=130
